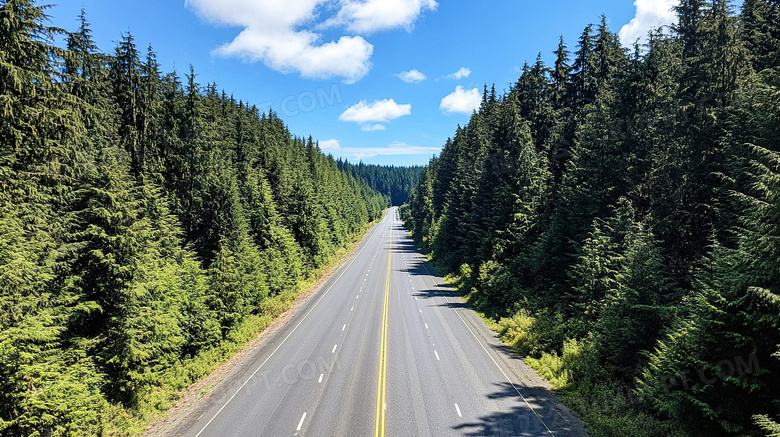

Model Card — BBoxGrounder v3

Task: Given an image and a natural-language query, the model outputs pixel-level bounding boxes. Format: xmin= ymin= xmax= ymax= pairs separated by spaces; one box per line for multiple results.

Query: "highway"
xmin=167 ymin=208 xmax=585 ymax=436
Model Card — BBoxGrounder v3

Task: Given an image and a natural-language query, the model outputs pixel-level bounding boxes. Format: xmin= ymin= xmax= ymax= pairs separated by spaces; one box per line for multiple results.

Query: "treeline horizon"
xmin=337 ymin=160 xmax=423 ymax=206
xmin=0 ymin=1 xmax=411 ymax=435
xmin=402 ymin=0 xmax=779 ymax=435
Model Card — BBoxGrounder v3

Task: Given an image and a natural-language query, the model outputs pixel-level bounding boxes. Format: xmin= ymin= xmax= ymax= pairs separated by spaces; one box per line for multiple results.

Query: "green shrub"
xmin=497 ymin=310 xmax=539 ymax=356
xmin=564 ymin=383 xmax=677 ymax=437
xmin=526 ymin=338 xmax=585 ymax=390
xmin=445 ymin=263 xmax=473 ymax=295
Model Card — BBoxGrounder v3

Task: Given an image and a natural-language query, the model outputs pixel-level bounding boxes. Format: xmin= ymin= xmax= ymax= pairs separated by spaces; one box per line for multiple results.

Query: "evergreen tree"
xmin=571 ymin=23 xmax=597 ymax=109
xmin=741 ymin=0 xmax=780 ymax=73
xmin=0 ymin=2 xmax=103 ymax=432
xmin=111 ymin=32 xmax=142 ymax=176
xmin=138 ymin=45 xmax=163 ymax=177
xmin=64 ymin=9 xmax=116 ymax=154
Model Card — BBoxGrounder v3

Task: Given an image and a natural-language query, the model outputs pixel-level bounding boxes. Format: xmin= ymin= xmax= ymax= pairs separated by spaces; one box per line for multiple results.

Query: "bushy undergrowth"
xmin=497 ymin=309 xmax=675 ymax=436
xmin=497 ymin=310 xmax=539 ymax=356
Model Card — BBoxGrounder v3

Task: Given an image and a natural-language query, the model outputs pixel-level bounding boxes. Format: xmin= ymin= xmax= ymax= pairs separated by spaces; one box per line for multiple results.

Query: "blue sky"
xmin=48 ymin=0 xmax=681 ymax=166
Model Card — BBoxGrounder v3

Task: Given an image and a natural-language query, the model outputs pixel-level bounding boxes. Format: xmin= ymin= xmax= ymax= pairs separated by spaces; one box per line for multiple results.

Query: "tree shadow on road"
xmin=452 ymin=381 xmax=582 ymax=436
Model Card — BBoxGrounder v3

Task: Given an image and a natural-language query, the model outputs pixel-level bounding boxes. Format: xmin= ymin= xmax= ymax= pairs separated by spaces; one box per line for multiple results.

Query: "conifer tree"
xmin=1 ymin=3 xmax=102 ymax=432
xmin=741 ymin=0 xmax=780 ymax=73
xmin=571 ymin=24 xmax=597 ymax=109
xmin=112 ymin=32 xmax=142 ymax=176
xmin=64 ymin=9 xmax=116 ymax=154
xmin=138 ymin=45 xmax=163 ymax=176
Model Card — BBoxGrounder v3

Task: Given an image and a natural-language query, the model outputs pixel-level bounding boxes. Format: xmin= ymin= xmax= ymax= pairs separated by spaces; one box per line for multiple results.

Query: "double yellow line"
xmin=375 ymin=219 xmax=393 ymax=437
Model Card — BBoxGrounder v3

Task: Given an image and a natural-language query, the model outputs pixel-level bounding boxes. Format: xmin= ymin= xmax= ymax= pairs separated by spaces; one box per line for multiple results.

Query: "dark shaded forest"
xmin=337 ymin=160 xmax=422 ymax=206
xmin=0 ymin=1 xmax=398 ymax=435
xmin=402 ymin=0 xmax=780 ymax=435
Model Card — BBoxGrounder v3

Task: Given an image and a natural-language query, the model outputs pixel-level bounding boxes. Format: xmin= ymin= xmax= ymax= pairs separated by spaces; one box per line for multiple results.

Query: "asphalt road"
xmin=168 ymin=208 xmax=586 ymax=437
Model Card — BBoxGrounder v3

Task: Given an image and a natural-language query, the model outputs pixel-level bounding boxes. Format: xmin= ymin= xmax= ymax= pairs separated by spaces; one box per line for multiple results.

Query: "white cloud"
xmin=446 ymin=67 xmax=471 ymax=80
xmin=214 ymin=28 xmax=373 ymax=83
xmin=440 ymin=86 xmax=481 ymax=114
xmin=362 ymin=124 xmax=387 ymax=131
xmin=319 ymin=139 xmax=341 ymax=150
xmin=324 ymin=0 xmax=438 ymax=34
xmin=396 ymin=69 xmax=426 ymax=83
xmin=619 ymin=0 xmax=678 ymax=47
xmin=339 ymin=99 xmax=411 ymax=127
xmin=323 ymin=141 xmax=440 ymax=160
xmin=186 ymin=0 xmax=435 ymax=82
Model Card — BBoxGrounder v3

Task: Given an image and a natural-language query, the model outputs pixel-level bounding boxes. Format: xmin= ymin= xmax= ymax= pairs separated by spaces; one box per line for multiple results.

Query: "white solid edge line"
xmin=297 ymin=412 xmax=307 ymax=431
xmin=193 ymin=212 xmax=388 ymax=437
xmin=419 ymin=261 xmax=556 ymax=437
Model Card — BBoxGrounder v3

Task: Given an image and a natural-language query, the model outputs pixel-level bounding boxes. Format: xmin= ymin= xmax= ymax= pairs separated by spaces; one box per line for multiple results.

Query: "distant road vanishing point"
xmin=167 ymin=208 xmax=586 ymax=437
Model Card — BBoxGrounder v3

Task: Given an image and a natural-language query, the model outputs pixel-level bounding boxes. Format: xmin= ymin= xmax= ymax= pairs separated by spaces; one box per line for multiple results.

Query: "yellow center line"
xmin=375 ymin=216 xmax=393 ymax=437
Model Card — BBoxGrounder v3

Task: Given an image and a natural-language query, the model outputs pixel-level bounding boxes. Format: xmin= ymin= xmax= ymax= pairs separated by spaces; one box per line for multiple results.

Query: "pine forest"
xmin=337 ymin=161 xmax=423 ymax=206
xmin=0 ymin=1 xmax=395 ymax=434
xmin=402 ymin=0 xmax=780 ymax=435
